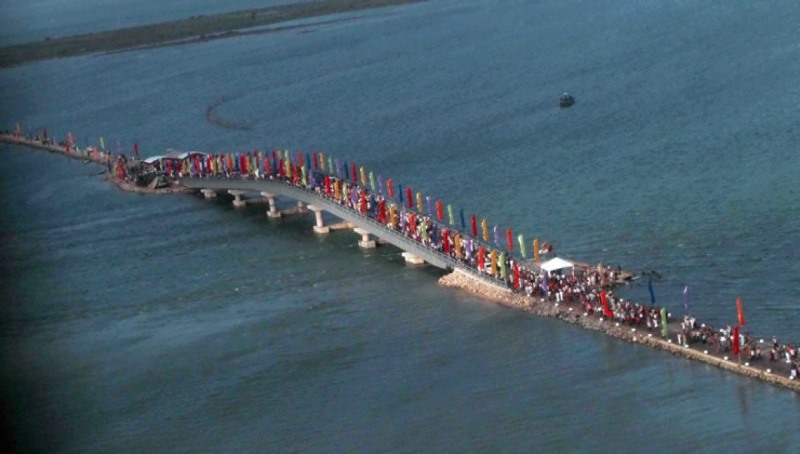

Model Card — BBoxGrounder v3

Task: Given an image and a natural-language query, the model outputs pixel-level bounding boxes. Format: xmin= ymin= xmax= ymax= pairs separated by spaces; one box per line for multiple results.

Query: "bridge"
xmin=179 ymin=175 xmax=510 ymax=290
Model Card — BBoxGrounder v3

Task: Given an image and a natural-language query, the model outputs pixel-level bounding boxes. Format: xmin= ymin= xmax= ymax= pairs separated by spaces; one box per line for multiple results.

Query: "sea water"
xmin=1 ymin=0 xmax=799 ymax=451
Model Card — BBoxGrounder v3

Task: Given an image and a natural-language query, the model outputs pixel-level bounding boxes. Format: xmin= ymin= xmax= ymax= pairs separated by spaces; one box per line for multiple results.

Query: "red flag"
xmin=379 ymin=200 xmax=387 ymax=223
xmin=387 ymin=179 xmax=395 ymax=199
xmin=324 ymin=176 xmax=332 ymax=195
xmin=513 ymin=263 xmax=520 ymax=289
xmin=506 ymin=228 xmax=513 ymax=251
xmin=443 ymin=229 xmax=450 ymax=253
xmin=436 ymin=201 xmax=444 ymax=221
xmin=351 ymin=163 xmax=357 ymax=184
xmin=471 ymin=215 xmax=477 ymax=237
xmin=359 ymin=191 xmax=367 ymax=214
xmin=297 ymin=151 xmax=303 ymax=168
xmin=736 ymin=297 xmax=746 ymax=327
xmin=313 ymin=152 xmax=318 ymax=170
xmin=600 ymin=290 xmax=613 ymax=318
xmin=477 ymin=247 xmax=485 ymax=270
xmin=406 ymin=187 xmax=413 ymax=209
xmin=133 ymin=142 xmax=139 ymax=157
xmin=732 ymin=325 xmax=740 ymax=355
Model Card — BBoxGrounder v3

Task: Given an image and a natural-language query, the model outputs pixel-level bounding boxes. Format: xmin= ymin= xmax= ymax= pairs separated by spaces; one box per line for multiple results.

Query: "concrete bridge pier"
xmin=307 ymin=205 xmax=330 ymax=234
xmin=229 ymin=190 xmax=247 ymax=208
xmin=200 ymin=189 xmax=217 ymax=199
xmin=402 ymin=252 xmax=425 ymax=265
xmin=296 ymin=200 xmax=306 ymax=213
xmin=261 ymin=191 xmax=281 ymax=218
xmin=354 ymin=228 xmax=376 ymax=249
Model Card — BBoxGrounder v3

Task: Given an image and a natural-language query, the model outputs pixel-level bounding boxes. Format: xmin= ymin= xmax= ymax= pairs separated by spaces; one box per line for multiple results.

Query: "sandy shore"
xmin=0 ymin=0 xmax=423 ymax=68
xmin=439 ymin=271 xmax=800 ymax=393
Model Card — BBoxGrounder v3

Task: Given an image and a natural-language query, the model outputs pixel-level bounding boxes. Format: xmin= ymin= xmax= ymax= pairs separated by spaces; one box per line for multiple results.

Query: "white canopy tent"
xmin=540 ymin=257 xmax=575 ymax=276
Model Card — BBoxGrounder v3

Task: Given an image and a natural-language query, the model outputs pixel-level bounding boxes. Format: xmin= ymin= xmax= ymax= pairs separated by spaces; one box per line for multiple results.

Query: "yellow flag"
xmin=533 ymin=238 xmax=540 ymax=263
xmin=416 ymin=192 xmax=424 ymax=212
xmin=490 ymin=250 xmax=497 ymax=276
xmin=360 ymin=166 xmax=367 ymax=186
xmin=481 ymin=219 xmax=489 ymax=242
xmin=319 ymin=152 xmax=325 ymax=170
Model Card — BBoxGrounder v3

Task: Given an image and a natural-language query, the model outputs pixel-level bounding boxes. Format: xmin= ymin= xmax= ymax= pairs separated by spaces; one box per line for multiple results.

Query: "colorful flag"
xmin=471 ymin=215 xmax=477 ymax=238
xmin=600 ymin=289 xmax=612 ymax=318
xmin=736 ymin=297 xmax=746 ymax=327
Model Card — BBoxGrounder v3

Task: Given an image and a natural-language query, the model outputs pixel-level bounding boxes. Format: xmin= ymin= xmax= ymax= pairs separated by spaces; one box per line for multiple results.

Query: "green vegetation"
xmin=0 ymin=0 xmax=422 ymax=68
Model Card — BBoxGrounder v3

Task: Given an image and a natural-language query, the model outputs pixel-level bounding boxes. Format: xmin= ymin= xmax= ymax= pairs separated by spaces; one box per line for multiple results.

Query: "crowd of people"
xmin=4 ymin=129 xmax=799 ymax=381
xmin=170 ymin=148 xmax=800 ymax=380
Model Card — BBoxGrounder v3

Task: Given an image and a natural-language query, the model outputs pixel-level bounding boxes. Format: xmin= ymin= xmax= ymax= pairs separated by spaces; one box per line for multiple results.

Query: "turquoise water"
xmin=2 ymin=0 xmax=799 ymax=451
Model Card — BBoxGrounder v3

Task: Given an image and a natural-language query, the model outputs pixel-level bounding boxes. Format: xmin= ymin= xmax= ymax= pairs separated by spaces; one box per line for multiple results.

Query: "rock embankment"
xmin=439 ymin=270 xmax=800 ymax=393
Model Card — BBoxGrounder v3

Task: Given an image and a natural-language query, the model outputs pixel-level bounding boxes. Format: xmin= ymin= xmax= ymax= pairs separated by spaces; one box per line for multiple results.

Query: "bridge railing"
xmin=180 ymin=173 xmax=509 ymax=289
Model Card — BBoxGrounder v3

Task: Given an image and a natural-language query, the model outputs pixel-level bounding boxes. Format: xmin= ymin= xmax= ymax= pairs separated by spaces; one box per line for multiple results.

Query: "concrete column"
xmin=200 ymin=189 xmax=217 ymax=199
xmin=354 ymin=228 xmax=376 ymax=249
xmin=306 ymin=205 xmax=329 ymax=234
xmin=261 ymin=191 xmax=281 ymax=218
xmin=296 ymin=200 xmax=306 ymax=213
xmin=402 ymin=252 xmax=425 ymax=265
xmin=228 ymin=190 xmax=247 ymax=208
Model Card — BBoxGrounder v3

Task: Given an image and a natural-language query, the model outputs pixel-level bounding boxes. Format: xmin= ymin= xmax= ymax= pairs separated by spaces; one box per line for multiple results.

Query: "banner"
xmin=736 ymin=297 xmax=746 ymax=327
xmin=506 ymin=228 xmax=513 ymax=251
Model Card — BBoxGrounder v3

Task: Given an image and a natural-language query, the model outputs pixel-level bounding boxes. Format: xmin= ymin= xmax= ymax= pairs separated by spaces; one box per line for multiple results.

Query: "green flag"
xmin=369 ymin=171 xmax=376 ymax=192
xmin=660 ymin=307 xmax=668 ymax=338
xmin=301 ymin=165 xmax=307 ymax=186
xmin=499 ymin=253 xmax=506 ymax=279
xmin=447 ymin=204 xmax=455 ymax=225
xmin=518 ymin=234 xmax=526 ymax=258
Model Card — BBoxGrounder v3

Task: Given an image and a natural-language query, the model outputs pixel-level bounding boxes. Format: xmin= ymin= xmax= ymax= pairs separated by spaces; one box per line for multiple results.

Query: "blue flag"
xmin=648 ymin=277 xmax=656 ymax=305
xmin=343 ymin=161 xmax=348 ymax=179
xmin=459 ymin=208 xmax=466 ymax=231
xmin=398 ymin=184 xmax=404 ymax=203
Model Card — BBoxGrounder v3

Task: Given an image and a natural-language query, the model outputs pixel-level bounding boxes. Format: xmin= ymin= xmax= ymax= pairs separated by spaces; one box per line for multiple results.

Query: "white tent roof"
xmin=540 ymin=257 xmax=575 ymax=272
xmin=142 ymin=155 xmax=165 ymax=164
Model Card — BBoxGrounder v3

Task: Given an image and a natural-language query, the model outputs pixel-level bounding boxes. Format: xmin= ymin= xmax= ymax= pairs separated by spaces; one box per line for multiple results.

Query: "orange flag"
xmin=736 ymin=297 xmax=746 ymax=327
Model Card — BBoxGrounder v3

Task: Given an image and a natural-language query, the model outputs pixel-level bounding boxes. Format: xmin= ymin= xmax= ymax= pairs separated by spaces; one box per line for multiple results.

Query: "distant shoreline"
xmin=0 ymin=0 xmax=423 ymax=68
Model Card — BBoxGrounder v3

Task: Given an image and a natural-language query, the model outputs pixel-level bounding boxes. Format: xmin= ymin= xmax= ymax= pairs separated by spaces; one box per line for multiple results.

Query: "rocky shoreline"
xmin=439 ymin=271 xmax=800 ymax=393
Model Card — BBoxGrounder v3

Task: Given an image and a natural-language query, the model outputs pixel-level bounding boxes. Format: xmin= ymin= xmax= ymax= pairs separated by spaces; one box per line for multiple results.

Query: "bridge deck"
xmin=180 ymin=176 xmax=509 ymax=291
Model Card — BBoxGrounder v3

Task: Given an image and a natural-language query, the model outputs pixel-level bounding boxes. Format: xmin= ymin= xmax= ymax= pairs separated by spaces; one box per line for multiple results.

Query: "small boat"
xmin=559 ymin=92 xmax=575 ymax=108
